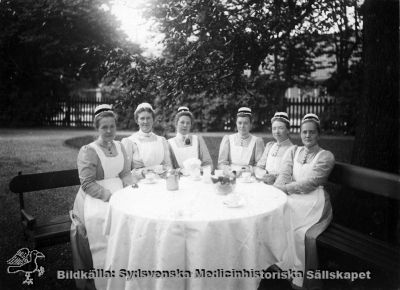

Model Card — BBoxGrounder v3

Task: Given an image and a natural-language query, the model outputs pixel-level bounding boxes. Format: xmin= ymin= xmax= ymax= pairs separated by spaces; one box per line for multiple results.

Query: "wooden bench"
xmin=9 ymin=169 xmax=80 ymax=248
xmin=317 ymin=162 xmax=400 ymax=281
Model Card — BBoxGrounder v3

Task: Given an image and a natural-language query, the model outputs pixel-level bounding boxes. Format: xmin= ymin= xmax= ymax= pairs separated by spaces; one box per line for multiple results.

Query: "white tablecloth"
xmin=104 ymin=177 xmax=288 ymax=290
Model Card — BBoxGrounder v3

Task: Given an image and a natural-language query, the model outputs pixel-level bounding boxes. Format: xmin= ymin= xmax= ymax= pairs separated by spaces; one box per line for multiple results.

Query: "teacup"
xmin=254 ymin=169 xmax=266 ymax=179
xmin=145 ymin=172 xmax=156 ymax=182
xmin=241 ymin=172 xmax=251 ymax=181
xmin=153 ymin=165 xmax=164 ymax=174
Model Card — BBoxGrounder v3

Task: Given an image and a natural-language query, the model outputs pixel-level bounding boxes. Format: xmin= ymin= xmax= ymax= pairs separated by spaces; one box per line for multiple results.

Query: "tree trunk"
xmin=342 ymin=0 xmax=399 ymax=243
xmin=351 ymin=0 xmax=399 ymax=172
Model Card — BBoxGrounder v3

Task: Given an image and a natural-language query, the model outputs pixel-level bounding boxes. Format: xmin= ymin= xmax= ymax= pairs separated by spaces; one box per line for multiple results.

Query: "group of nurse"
xmin=70 ymin=102 xmax=335 ymax=290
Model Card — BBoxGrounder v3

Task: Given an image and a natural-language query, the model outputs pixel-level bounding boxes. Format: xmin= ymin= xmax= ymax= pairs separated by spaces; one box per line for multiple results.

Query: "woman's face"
xmin=272 ymin=120 xmax=289 ymax=143
xmin=137 ymin=111 xmax=154 ymax=133
xmin=301 ymin=121 xmax=319 ymax=148
xmin=177 ymin=115 xmax=192 ymax=135
xmin=98 ymin=116 xmax=116 ymax=143
xmin=236 ymin=116 xmax=251 ymax=136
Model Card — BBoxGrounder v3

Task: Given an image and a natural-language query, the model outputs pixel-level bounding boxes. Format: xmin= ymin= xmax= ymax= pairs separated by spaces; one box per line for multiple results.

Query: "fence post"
xmin=64 ymin=95 xmax=71 ymax=127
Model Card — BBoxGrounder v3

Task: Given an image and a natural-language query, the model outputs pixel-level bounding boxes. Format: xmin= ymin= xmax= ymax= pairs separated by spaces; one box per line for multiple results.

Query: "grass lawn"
xmin=0 ymin=128 xmax=355 ymax=290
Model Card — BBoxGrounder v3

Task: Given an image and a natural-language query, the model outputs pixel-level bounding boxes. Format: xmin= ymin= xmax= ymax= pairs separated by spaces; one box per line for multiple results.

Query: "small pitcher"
xmin=166 ymin=170 xmax=179 ymax=191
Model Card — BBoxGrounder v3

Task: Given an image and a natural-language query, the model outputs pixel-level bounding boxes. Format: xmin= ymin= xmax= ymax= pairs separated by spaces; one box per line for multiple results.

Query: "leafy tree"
xmin=107 ymin=0 xmax=363 ymax=133
xmin=0 ymin=0 xmax=128 ymax=126
xmin=104 ymin=0 xmax=319 ymax=131
xmin=320 ymin=0 xmax=363 ymax=134
xmin=146 ymin=0 xmax=324 ymax=130
xmin=102 ymin=49 xmax=163 ymax=131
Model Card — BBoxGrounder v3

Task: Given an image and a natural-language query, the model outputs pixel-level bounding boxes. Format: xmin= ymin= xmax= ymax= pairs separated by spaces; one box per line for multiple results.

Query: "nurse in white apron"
xmin=121 ymin=102 xmax=172 ymax=179
xmin=70 ymin=104 xmax=135 ymax=290
xmin=217 ymin=107 xmax=264 ymax=174
xmin=274 ymin=113 xmax=335 ymax=289
xmin=255 ymin=112 xmax=294 ymax=184
xmin=168 ymin=106 xmax=213 ymax=171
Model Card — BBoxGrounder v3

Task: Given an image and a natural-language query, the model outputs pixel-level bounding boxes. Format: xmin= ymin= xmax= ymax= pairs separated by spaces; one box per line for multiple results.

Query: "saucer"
xmin=142 ymin=178 xmax=156 ymax=184
xmin=223 ymin=196 xmax=245 ymax=208
xmin=154 ymin=169 xmax=165 ymax=175
xmin=238 ymin=177 xmax=255 ymax=183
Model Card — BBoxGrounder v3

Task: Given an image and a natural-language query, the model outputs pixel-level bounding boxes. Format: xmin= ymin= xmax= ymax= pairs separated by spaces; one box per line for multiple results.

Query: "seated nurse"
xmin=70 ymin=104 xmax=135 ymax=290
xmin=273 ymin=113 xmax=335 ymax=289
xmin=168 ymin=106 xmax=213 ymax=171
xmin=254 ymin=112 xmax=294 ymax=184
xmin=217 ymin=107 xmax=264 ymax=174
xmin=121 ymin=102 xmax=172 ymax=179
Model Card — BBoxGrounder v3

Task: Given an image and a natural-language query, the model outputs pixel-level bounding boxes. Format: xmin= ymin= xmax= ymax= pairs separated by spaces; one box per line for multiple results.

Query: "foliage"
xmin=146 ymin=0 xmax=322 ymax=130
xmin=322 ymin=60 xmax=362 ymax=135
xmin=318 ymin=0 xmax=363 ymax=135
xmin=102 ymin=49 xmax=164 ymax=131
xmin=105 ymin=0 xmax=363 ymax=132
xmin=0 ymin=0 xmax=129 ymax=126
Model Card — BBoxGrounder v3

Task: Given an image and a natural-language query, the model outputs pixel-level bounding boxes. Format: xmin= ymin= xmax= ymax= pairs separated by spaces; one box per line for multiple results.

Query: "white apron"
xmin=129 ymin=134 xmax=164 ymax=168
xmin=229 ymin=134 xmax=256 ymax=169
xmin=84 ymin=141 xmax=124 ymax=290
xmin=285 ymin=148 xmax=325 ymax=287
xmin=265 ymin=143 xmax=281 ymax=174
xmin=168 ymin=135 xmax=198 ymax=168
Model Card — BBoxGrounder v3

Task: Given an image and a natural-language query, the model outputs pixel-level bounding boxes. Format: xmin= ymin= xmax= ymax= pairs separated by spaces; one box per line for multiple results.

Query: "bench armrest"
xmin=21 ymin=209 xmax=36 ymax=229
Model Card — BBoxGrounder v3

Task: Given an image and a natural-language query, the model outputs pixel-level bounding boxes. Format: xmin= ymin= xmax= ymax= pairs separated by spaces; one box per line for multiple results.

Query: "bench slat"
xmin=31 ymin=217 xmax=72 ymax=248
xmin=35 ymin=231 xmax=71 ymax=248
xmin=319 ymin=230 xmax=397 ymax=267
xmin=9 ymin=169 xmax=80 ymax=193
xmin=46 ymin=214 xmax=71 ymax=225
xmin=34 ymin=222 xmax=71 ymax=239
xmin=329 ymin=162 xmax=400 ymax=200
xmin=330 ymin=223 xmax=395 ymax=250
xmin=318 ymin=223 xmax=400 ymax=271
xmin=318 ymin=237 xmax=396 ymax=270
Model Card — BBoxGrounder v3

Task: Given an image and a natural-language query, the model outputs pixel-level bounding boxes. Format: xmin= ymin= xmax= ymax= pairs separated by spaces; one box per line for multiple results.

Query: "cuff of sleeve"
xmin=286 ymin=183 xmax=298 ymax=195
xmin=101 ymin=190 xmax=112 ymax=202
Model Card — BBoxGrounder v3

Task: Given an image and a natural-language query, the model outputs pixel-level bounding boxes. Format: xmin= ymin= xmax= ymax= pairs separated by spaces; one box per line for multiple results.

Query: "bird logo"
xmin=6 ymin=247 xmax=45 ymax=285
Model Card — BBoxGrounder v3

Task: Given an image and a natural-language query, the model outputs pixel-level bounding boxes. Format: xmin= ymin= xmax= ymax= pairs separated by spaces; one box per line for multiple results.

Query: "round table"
xmin=104 ymin=177 xmax=288 ymax=290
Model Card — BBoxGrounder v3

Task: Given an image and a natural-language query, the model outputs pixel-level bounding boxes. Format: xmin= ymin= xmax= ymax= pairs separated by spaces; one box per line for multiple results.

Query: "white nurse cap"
xmin=271 ymin=112 xmax=290 ymax=124
xmin=134 ymin=102 xmax=155 ymax=114
xmin=301 ymin=113 xmax=320 ymax=125
xmin=94 ymin=104 xmax=112 ymax=117
xmin=178 ymin=106 xmax=190 ymax=113
xmin=237 ymin=107 xmax=252 ymax=116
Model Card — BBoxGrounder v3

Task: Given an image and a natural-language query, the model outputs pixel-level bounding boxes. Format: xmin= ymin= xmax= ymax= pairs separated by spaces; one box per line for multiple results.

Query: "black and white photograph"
xmin=0 ymin=0 xmax=398 ymax=289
